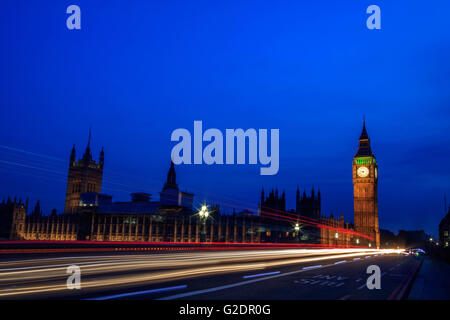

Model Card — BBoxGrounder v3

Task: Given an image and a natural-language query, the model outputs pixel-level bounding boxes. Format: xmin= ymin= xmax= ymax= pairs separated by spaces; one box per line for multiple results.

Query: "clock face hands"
xmin=357 ymin=166 xmax=369 ymax=178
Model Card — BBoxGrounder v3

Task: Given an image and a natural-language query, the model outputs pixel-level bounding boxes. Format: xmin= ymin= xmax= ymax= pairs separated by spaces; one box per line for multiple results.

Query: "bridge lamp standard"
xmin=294 ymin=222 xmax=302 ymax=242
xmin=198 ymin=204 xmax=210 ymax=242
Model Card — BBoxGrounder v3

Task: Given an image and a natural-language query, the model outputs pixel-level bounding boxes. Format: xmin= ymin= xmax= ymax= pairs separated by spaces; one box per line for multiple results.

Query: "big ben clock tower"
xmin=353 ymin=120 xmax=380 ymax=248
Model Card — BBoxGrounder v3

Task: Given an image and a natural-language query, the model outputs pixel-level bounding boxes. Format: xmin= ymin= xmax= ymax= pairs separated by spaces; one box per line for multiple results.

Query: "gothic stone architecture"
xmin=0 ymin=138 xmax=290 ymax=243
xmin=1 ymin=122 xmax=380 ymax=247
xmin=64 ymin=134 xmax=104 ymax=214
xmin=352 ymin=120 xmax=380 ymax=248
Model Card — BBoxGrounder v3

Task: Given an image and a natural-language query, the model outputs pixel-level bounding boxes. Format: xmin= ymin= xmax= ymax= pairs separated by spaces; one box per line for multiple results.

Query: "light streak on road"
xmin=0 ymin=248 xmax=404 ymax=298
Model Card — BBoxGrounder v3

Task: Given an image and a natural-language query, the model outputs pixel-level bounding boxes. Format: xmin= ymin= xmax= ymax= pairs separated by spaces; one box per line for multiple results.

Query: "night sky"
xmin=1 ymin=1 xmax=449 ymax=237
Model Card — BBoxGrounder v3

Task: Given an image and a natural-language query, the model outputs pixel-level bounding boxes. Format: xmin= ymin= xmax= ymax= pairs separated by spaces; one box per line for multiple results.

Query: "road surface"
xmin=0 ymin=248 xmax=420 ymax=300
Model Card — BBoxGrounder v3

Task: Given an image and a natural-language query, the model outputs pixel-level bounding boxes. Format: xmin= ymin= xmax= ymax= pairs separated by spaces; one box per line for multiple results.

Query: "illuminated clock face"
xmin=357 ymin=166 xmax=369 ymax=178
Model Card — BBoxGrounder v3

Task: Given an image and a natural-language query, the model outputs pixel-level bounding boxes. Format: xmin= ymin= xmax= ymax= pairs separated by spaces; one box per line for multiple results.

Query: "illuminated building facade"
xmin=352 ymin=120 xmax=380 ymax=248
xmin=64 ymin=131 xmax=104 ymax=214
xmin=439 ymin=207 xmax=450 ymax=248
xmin=0 ymin=124 xmax=378 ymax=247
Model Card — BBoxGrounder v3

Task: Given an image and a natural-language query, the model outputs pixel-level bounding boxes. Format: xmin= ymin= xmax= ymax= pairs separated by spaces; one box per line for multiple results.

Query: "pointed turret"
xmin=99 ymin=146 xmax=104 ymax=169
xmin=163 ymin=161 xmax=178 ymax=190
xmin=70 ymin=144 xmax=76 ymax=166
xmin=82 ymin=128 xmax=93 ymax=161
xmin=65 ymin=129 xmax=104 ymax=213
xmin=31 ymin=200 xmax=42 ymax=217
xmin=355 ymin=118 xmax=374 ymax=157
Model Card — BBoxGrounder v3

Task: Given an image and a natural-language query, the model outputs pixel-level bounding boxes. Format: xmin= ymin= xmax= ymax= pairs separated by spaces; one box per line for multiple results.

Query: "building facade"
xmin=64 ymin=134 xmax=104 ymax=214
xmin=352 ymin=120 xmax=380 ymax=248
xmin=1 ymin=123 xmax=380 ymax=247
xmin=439 ymin=207 xmax=450 ymax=248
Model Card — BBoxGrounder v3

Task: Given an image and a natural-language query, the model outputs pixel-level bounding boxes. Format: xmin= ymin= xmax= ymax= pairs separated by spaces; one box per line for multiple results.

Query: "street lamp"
xmin=294 ymin=222 xmax=302 ymax=242
xmin=198 ymin=204 xmax=209 ymax=242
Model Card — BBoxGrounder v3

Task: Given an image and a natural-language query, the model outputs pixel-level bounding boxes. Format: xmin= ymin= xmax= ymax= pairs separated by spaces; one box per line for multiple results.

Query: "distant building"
xmin=159 ymin=162 xmax=193 ymax=209
xmin=258 ymin=188 xmax=285 ymax=215
xmin=296 ymin=186 xmax=321 ymax=221
xmin=352 ymin=120 xmax=380 ymax=248
xmin=397 ymin=230 xmax=429 ymax=249
xmin=64 ymin=131 xmax=104 ymax=213
xmin=0 ymin=198 xmax=27 ymax=240
xmin=439 ymin=207 xmax=450 ymax=248
xmin=380 ymin=229 xmax=398 ymax=248
xmin=0 ymin=121 xmax=380 ymax=247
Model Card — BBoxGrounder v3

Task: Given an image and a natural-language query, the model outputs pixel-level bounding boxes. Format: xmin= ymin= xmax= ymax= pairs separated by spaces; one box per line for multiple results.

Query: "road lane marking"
xmin=353 ymin=258 xmax=361 ymax=261
xmin=243 ymin=271 xmax=280 ymax=279
xmin=302 ymin=265 xmax=322 ymax=270
xmin=334 ymin=260 xmax=346 ymax=265
xmin=87 ymin=285 xmax=188 ymax=300
xmin=357 ymin=283 xmax=366 ymax=290
xmin=365 ymin=256 xmax=371 ymax=259
xmin=158 ymin=264 xmax=340 ymax=300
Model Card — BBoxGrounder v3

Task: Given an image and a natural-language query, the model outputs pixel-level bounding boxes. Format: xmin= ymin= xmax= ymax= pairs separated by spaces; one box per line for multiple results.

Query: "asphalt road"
xmin=0 ymin=249 xmax=420 ymax=300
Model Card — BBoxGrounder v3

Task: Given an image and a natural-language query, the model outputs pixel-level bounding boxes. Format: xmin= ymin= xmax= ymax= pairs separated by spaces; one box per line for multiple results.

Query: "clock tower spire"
xmin=352 ymin=119 xmax=380 ymax=248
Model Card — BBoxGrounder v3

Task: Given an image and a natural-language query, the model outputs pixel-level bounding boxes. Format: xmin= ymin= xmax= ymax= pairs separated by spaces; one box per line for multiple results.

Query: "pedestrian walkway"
xmin=409 ymin=256 xmax=450 ymax=299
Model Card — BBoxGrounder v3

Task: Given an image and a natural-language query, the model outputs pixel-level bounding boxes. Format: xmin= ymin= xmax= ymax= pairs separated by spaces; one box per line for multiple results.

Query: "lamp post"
xmin=294 ymin=222 xmax=301 ymax=242
xmin=198 ymin=204 xmax=209 ymax=242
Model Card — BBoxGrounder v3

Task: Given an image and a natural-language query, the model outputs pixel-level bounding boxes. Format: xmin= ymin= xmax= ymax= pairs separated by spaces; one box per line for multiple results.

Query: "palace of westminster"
xmin=0 ymin=122 xmax=381 ymax=248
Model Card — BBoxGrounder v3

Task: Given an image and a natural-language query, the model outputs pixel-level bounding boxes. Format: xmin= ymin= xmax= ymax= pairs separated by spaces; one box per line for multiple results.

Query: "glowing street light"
xmin=199 ymin=206 xmax=209 ymax=218
xmin=198 ymin=204 xmax=210 ymax=242
xmin=294 ymin=223 xmax=300 ymax=232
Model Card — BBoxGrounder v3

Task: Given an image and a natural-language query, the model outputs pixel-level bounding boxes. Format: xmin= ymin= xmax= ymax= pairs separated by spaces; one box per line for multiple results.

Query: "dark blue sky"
xmin=1 ymin=1 xmax=449 ymax=237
